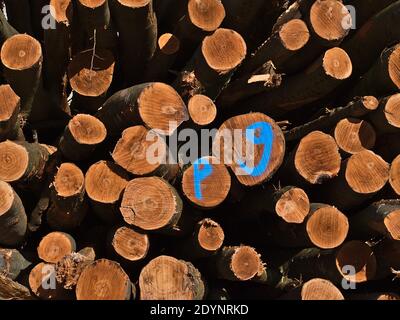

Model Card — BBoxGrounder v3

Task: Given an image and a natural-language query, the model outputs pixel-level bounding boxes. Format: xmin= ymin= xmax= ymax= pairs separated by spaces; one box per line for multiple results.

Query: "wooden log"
xmin=154 ymin=0 xmax=186 ymax=33
xmin=139 ymin=255 xmax=205 ymax=300
xmin=59 ymin=114 xmax=107 ymax=162
xmin=242 ymin=47 xmax=352 ymax=118
xmin=76 ymin=258 xmax=131 ymax=300
xmin=3 ymin=0 xmax=33 ymax=34
xmin=68 ymin=49 xmax=115 ymax=113
xmin=46 ymin=163 xmax=88 ymax=231
xmin=323 ymin=150 xmax=389 ymax=210
xmin=349 ymin=292 xmax=400 ymax=301
xmin=187 ymin=94 xmax=217 ymax=127
xmin=174 ymin=28 xmax=247 ymax=101
xmin=214 ymin=113 xmax=286 ymax=186
xmin=282 ymin=131 xmax=341 ymax=185
xmin=351 ymin=43 xmax=400 ymax=97
xmin=285 ymin=96 xmax=379 ymax=142
xmin=179 ymin=218 xmax=224 ymax=260
xmin=109 ymin=0 xmax=157 ymax=86
xmin=182 ymin=156 xmax=231 ymax=209
xmin=333 ymin=118 xmax=376 ymax=155
xmin=0 ymin=181 xmax=27 ymax=247
xmin=350 ymin=200 xmax=400 ymax=241
xmin=111 ymin=125 xmax=178 ymax=181
xmin=144 ymin=33 xmax=180 ymax=82
xmin=0 ymin=248 xmax=31 ymax=280
xmin=85 ymin=160 xmax=129 ymax=223
xmin=37 ymin=232 xmax=76 ymax=264
xmin=0 ymin=8 xmax=18 ymax=46
xmin=29 ymin=0 xmax=49 ymax=42
xmin=43 ymin=0 xmax=73 ymax=111
xmin=390 ymin=155 xmax=400 ymax=196
xmin=55 ymin=248 xmax=96 ymax=290
xmin=369 ymin=94 xmax=400 ymax=134
xmin=96 ymin=82 xmax=188 ymax=136
xmin=0 ymin=84 xmax=22 ymax=141
xmin=108 ymin=226 xmax=149 ymax=262
xmin=282 ymin=278 xmax=344 ymax=300
xmin=373 ymin=239 xmax=400 ymax=279
xmin=0 ymin=274 xmax=34 ymax=300
xmin=120 ymin=177 xmax=183 ymax=233
xmin=0 ymin=34 xmax=43 ymax=123
xmin=76 ymin=0 xmax=117 ymax=51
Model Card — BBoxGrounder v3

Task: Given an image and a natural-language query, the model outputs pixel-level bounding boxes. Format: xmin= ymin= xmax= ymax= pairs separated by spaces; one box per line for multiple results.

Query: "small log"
xmin=37 ymin=232 xmax=76 ymax=264
xmin=282 ymin=278 xmax=344 ymax=300
xmin=0 ymin=84 xmax=21 ymax=141
xmin=0 ymin=181 xmax=27 ymax=247
xmin=112 ymin=125 xmax=178 ymax=180
xmin=120 ymin=177 xmax=183 ymax=233
xmin=282 ymin=131 xmax=341 ymax=185
xmin=390 ymin=155 xmax=400 ymax=196
xmin=110 ymin=0 xmax=157 ymax=86
xmin=144 ymin=33 xmax=180 ymax=82
xmin=46 ymin=163 xmax=88 ymax=231
xmin=0 ymin=248 xmax=31 ymax=280
xmin=108 ymin=226 xmax=149 ymax=262
xmin=76 ymin=258 xmax=132 ymax=300
xmin=369 ymin=94 xmax=400 ymax=134
xmin=55 ymin=248 xmax=96 ymax=290
xmin=59 ymin=114 xmax=107 ymax=162
xmin=175 ymin=28 xmax=247 ymax=101
xmin=139 ymin=255 xmax=205 ymax=300
xmin=68 ymin=49 xmax=115 ymax=113
xmin=333 ymin=118 xmax=376 ymax=155
xmin=0 ymin=274 xmax=33 ymax=300
xmin=350 ymin=200 xmax=400 ymax=241
xmin=85 ymin=160 xmax=129 ymax=223
xmin=187 ymin=94 xmax=217 ymax=127
xmin=182 ymin=156 xmax=231 ymax=209
xmin=285 ymin=96 xmax=379 ymax=142
xmin=3 ymin=0 xmax=33 ymax=35
xmin=323 ymin=150 xmax=389 ymax=210
xmin=96 ymin=82 xmax=188 ymax=136
xmin=179 ymin=218 xmax=225 ymax=260
xmin=243 ymin=47 xmax=352 ymax=118
xmin=214 ymin=113 xmax=286 ymax=187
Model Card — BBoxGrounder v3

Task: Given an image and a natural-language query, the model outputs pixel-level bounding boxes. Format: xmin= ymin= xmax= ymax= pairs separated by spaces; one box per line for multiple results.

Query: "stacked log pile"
xmin=0 ymin=0 xmax=400 ymax=300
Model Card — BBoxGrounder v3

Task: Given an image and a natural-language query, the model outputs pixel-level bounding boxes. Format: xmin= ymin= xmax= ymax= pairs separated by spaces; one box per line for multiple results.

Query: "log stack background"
xmin=0 ymin=0 xmax=400 ymax=300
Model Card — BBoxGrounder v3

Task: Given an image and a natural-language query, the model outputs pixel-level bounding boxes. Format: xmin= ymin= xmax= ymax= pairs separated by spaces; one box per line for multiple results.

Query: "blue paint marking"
xmin=193 ymin=157 xmax=213 ymax=200
xmin=238 ymin=121 xmax=274 ymax=177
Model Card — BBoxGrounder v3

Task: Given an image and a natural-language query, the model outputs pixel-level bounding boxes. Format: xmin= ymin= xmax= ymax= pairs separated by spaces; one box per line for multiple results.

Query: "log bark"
xmin=369 ymin=94 xmax=400 ymax=134
xmin=0 ymin=248 xmax=31 ymax=280
xmin=0 ymin=274 xmax=34 ymax=300
xmin=139 ymin=255 xmax=205 ymax=300
xmin=0 ymin=7 xmax=18 ymax=46
xmin=37 ymin=232 xmax=76 ymax=263
xmin=373 ymin=239 xmax=400 ymax=280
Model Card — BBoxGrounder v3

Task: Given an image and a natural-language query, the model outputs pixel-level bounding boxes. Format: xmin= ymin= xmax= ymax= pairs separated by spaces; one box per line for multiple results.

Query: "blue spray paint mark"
xmin=238 ymin=121 xmax=274 ymax=177
xmin=193 ymin=158 xmax=213 ymax=200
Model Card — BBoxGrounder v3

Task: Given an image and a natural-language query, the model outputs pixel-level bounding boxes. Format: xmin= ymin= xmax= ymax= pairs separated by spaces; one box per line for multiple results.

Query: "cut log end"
xmin=188 ymin=0 xmax=226 ymax=32
xmin=38 ymin=232 xmax=76 ymax=264
xmin=120 ymin=177 xmax=181 ymax=231
xmin=301 ymin=278 xmax=344 ymax=300
xmin=68 ymin=50 xmax=115 ymax=97
xmin=323 ymin=47 xmax=352 ymax=80
xmin=29 ymin=262 xmax=59 ymax=299
xmin=334 ymin=118 xmax=376 ymax=155
xmin=230 ymin=246 xmax=263 ymax=281
xmin=50 ymin=0 xmax=73 ymax=24
xmin=0 ymin=140 xmax=29 ymax=182
xmin=0 ymin=85 xmax=20 ymax=122
xmin=390 ymin=155 xmax=400 ymax=196
xmin=382 ymin=94 xmax=400 ymax=129
xmin=295 ymin=131 xmax=341 ymax=184
xmin=1 ymin=34 xmax=42 ymax=71
xmin=279 ymin=19 xmax=310 ymax=51
xmin=361 ymin=96 xmax=379 ymax=111
xmin=138 ymin=82 xmax=188 ymax=135
xmin=336 ymin=241 xmax=377 ymax=283
xmin=306 ymin=206 xmax=349 ymax=249
xmin=345 ymin=150 xmax=389 ymax=195
xmin=85 ymin=161 xmax=129 ymax=204
xmin=111 ymin=226 xmax=149 ymax=261
xmin=309 ymin=0 xmax=351 ymax=42
xmin=76 ymin=259 xmax=131 ymax=300
xmin=0 ymin=180 xmax=14 ymax=216
xmin=117 ymin=0 xmax=150 ymax=8
xmin=78 ymin=0 xmax=106 ymax=9
xmin=383 ymin=210 xmax=400 ymax=240
xmin=158 ymin=33 xmax=180 ymax=55
xmin=139 ymin=255 xmax=204 ymax=300
xmin=197 ymin=218 xmax=224 ymax=252
xmin=188 ymin=94 xmax=217 ymax=126
xmin=388 ymin=44 xmax=400 ymax=89
xmin=275 ymin=187 xmax=310 ymax=224
xmin=68 ymin=114 xmax=107 ymax=145
xmin=201 ymin=28 xmax=247 ymax=74
xmin=54 ymin=163 xmax=85 ymax=197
